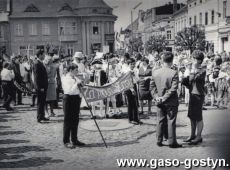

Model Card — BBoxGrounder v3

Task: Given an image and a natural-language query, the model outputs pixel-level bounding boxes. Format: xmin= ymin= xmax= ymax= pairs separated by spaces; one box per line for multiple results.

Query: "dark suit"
xmin=11 ymin=62 xmax=23 ymax=104
xmin=150 ymin=66 xmax=179 ymax=145
xmin=33 ymin=60 xmax=48 ymax=121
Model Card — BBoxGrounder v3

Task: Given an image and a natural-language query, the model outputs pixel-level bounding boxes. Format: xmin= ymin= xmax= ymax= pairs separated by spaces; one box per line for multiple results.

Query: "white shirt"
xmin=61 ymin=73 xmax=81 ymax=95
xmin=1 ymin=68 xmax=15 ymax=81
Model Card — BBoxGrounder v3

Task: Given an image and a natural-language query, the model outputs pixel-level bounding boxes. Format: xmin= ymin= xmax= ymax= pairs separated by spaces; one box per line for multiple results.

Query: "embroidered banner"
xmin=81 ymin=73 xmax=133 ymax=103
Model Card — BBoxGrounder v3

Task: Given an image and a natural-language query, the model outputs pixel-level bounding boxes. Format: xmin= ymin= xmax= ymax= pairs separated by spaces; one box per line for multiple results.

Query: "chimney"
xmin=173 ymin=0 xmax=177 ymax=13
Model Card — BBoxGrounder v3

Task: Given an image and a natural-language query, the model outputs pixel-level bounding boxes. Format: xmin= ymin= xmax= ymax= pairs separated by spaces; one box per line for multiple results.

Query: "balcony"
xmin=226 ymin=16 xmax=230 ymax=24
xmin=105 ymin=33 xmax=115 ymax=41
xmin=0 ymin=12 xmax=9 ymax=22
xmin=58 ymin=34 xmax=78 ymax=42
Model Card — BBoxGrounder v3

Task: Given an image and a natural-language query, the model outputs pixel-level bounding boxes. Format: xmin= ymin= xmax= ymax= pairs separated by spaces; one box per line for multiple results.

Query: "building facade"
xmin=173 ymin=5 xmax=188 ymax=35
xmin=8 ymin=0 xmax=116 ymax=56
xmin=0 ymin=0 xmax=10 ymax=55
xmin=188 ymin=0 xmax=230 ymax=53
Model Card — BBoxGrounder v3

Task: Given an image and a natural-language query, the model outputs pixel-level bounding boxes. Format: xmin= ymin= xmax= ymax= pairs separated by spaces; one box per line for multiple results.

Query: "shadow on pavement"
xmin=0 ymin=131 xmax=25 ymax=135
xmin=0 ymin=157 xmax=64 ymax=168
xmin=87 ymin=130 xmax=156 ymax=148
xmin=0 ymin=139 xmax=30 ymax=144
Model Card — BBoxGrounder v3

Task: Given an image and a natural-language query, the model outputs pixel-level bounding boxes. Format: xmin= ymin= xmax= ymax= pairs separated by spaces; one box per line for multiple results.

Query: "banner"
xmin=81 ymin=73 xmax=133 ymax=103
xmin=14 ymin=81 xmax=35 ymax=94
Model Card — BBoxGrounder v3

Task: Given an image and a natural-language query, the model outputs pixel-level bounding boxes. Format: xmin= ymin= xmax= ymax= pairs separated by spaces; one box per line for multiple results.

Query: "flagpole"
xmin=79 ymin=87 xmax=108 ymax=148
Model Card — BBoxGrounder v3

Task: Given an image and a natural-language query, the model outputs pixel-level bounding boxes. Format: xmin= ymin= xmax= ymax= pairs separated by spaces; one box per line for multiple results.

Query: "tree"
xmin=175 ymin=25 xmax=206 ymax=53
xmin=128 ymin=36 xmax=143 ymax=53
xmin=145 ymin=35 xmax=169 ymax=53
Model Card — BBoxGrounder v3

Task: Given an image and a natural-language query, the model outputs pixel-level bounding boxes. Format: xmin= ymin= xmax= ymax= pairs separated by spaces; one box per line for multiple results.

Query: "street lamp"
xmin=131 ymin=2 xmax=142 ymax=53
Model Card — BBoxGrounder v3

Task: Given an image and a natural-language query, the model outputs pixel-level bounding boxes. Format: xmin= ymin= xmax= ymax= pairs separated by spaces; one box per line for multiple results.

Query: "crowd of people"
xmin=0 ymin=48 xmax=229 ymax=149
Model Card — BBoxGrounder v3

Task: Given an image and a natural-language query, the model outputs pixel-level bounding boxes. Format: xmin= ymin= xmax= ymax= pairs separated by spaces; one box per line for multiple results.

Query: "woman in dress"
xmin=44 ymin=55 xmax=58 ymax=117
xmin=182 ymin=50 xmax=206 ymax=145
xmin=138 ymin=57 xmax=152 ymax=114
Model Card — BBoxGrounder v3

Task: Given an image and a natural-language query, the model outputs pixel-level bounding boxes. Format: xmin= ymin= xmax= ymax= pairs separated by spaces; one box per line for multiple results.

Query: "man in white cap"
xmin=72 ymin=52 xmax=85 ymax=73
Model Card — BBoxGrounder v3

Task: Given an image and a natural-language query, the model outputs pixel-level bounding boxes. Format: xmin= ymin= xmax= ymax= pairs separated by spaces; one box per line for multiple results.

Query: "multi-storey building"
xmin=8 ymin=0 xmax=116 ymax=56
xmin=173 ymin=5 xmax=188 ymax=35
xmin=0 ymin=0 xmax=10 ymax=55
xmin=124 ymin=2 xmax=185 ymax=53
xmin=188 ymin=0 xmax=230 ymax=53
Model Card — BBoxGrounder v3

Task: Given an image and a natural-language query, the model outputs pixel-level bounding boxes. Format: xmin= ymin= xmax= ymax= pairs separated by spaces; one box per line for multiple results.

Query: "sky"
xmin=104 ymin=0 xmax=186 ymax=32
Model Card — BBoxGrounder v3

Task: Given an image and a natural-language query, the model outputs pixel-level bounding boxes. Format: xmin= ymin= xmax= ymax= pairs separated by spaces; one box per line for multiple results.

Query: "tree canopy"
xmin=145 ymin=35 xmax=169 ymax=53
xmin=175 ymin=25 xmax=206 ymax=53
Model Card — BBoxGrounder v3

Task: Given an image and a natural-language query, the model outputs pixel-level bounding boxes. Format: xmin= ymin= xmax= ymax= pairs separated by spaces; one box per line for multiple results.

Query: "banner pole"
xmin=79 ymin=87 xmax=108 ymax=148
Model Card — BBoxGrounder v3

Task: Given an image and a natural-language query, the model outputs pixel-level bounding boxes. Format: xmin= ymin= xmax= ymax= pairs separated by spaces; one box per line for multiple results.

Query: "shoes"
xmin=53 ymin=106 xmax=62 ymax=109
xmin=30 ymin=104 xmax=35 ymax=107
xmin=139 ymin=111 xmax=144 ymax=115
xmin=188 ymin=138 xmax=203 ymax=145
xmin=157 ymin=142 xmax=163 ymax=147
xmin=73 ymin=140 xmax=86 ymax=146
xmin=169 ymin=143 xmax=183 ymax=148
xmin=6 ymin=107 xmax=14 ymax=111
xmin=130 ymin=121 xmax=139 ymax=125
xmin=17 ymin=103 xmax=24 ymax=105
xmin=138 ymin=121 xmax=143 ymax=125
xmin=49 ymin=112 xmax=56 ymax=117
xmin=37 ymin=117 xmax=50 ymax=123
xmin=202 ymin=107 xmax=207 ymax=110
xmin=183 ymin=136 xmax=196 ymax=143
xmin=42 ymin=117 xmax=50 ymax=121
xmin=64 ymin=143 xmax=75 ymax=149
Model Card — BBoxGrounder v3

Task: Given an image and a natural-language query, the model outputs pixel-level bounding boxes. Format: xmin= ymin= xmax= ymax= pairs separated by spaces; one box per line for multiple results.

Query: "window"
xmin=59 ymin=22 xmax=77 ymax=35
xmin=194 ymin=15 xmax=197 ymax=25
xmin=200 ymin=0 xmax=202 ymax=3
xmin=167 ymin=30 xmax=171 ymax=40
xmin=0 ymin=26 xmax=4 ymax=39
xmin=189 ymin=17 xmax=192 ymax=26
xmin=211 ymin=10 xmax=215 ymax=24
xmin=175 ymin=22 xmax=177 ymax=33
xmin=59 ymin=22 xmax=65 ymax=35
xmin=72 ymin=22 xmax=77 ymax=34
xmin=194 ymin=2 xmax=196 ymax=6
xmin=205 ymin=12 xmax=208 ymax=25
xmin=92 ymin=9 xmax=97 ymax=13
xmin=199 ymin=12 xmax=202 ymax=25
xmin=93 ymin=26 xmax=99 ymax=34
xmin=66 ymin=44 xmax=74 ymax=55
xmin=15 ymin=24 xmax=23 ymax=36
xmin=223 ymin=1 xmax=227 ymax=18
xmin=42 ymin=23 xmax=50 ymax=35
xmin=24 ymin=4 xmax=40 ymax=12
xmin=29 ymin=23 xmax=37 ymax=35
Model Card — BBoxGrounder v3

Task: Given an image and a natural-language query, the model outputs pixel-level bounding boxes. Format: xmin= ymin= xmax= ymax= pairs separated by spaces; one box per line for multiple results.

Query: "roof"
xmin=155 ymin=3 xmax=185 ymax=15
xmin=9 ymin=0 xmax=113 ymax=18
xmin=173 ymin=5 xmax=188 ymax=17
xmin=77 ymin=0 xmax=112 ymax=9
xmin=126 ymin=18 xmax=139 ymax=32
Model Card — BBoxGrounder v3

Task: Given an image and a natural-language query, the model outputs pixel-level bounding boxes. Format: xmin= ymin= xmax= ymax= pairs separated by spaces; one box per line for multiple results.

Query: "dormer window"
xmin=24 ymin=4 xmax=40 ymax=12
xmin=59 ymin=3 xmax=72 ymax=12
xmin=93 ymin=9 xmax=98 ymax=13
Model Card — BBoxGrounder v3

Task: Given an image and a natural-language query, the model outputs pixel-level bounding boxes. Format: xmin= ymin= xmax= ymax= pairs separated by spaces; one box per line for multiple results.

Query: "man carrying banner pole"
xmin=61 ymin=63 xmax=107 ymax=148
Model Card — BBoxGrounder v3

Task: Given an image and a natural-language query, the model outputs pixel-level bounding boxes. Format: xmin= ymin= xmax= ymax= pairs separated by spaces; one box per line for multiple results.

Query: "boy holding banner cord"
xmin=123 ymin=57 xmax=142 ymax=125
xmin=61 ymin=63 xmax=85 ymax=149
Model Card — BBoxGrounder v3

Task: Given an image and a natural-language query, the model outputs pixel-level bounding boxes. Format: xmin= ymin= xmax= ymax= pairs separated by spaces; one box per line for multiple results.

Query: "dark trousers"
xmin=63 ymin=94 xmax=81 ymax=144
xmin=12 ymin=86 xmax=22 ymax=104
xmin=37 ymin=89 xmax=47 ymax=121
xmin=156 ymin=105 xmax=178 ymax=145
xmin=2 ymin=81 xmax=14 ymax=108
xmin=124 ymin=89 xmax=139 ymax=122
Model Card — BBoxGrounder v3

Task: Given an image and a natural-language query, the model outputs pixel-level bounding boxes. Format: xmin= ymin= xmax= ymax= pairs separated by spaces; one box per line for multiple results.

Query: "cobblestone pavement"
xmin=0 ymin=97 xmax=230 ymax=170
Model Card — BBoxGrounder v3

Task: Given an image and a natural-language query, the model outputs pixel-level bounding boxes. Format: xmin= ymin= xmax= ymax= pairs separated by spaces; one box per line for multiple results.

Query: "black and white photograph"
xmin=0 ymin=0 xmax=230 ymax=169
